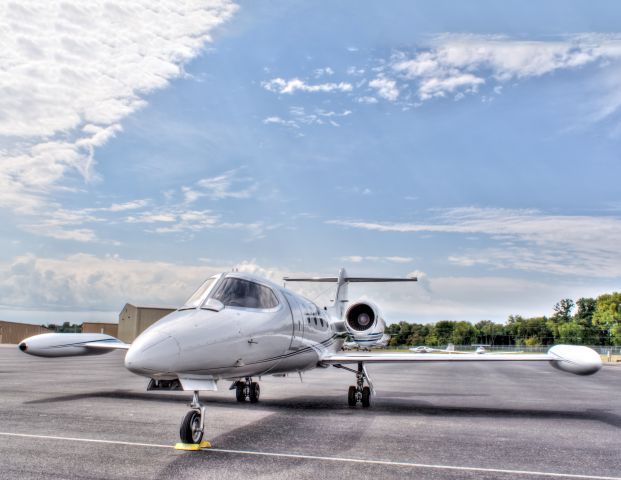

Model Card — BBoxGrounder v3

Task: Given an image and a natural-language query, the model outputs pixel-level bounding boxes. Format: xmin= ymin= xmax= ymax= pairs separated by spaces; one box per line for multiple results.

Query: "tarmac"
xmin=1 ymin=344 xmax=620 ymax=480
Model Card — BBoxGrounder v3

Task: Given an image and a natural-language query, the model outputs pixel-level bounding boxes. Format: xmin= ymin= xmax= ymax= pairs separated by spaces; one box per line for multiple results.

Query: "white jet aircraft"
xmin=18 ymin=268 xmax=602 ymax=445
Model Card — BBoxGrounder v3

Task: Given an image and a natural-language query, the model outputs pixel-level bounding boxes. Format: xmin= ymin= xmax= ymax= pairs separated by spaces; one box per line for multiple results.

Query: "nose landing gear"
xmin=179 ymin=390 xmax=206 ymax=445
xmin=234 ymin=377 xmax=261 ymax=403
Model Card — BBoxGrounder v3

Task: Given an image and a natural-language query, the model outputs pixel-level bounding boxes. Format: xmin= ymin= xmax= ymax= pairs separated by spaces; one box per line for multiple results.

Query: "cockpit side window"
xmin=211 ymin=278 xmax=279 ymax=309
xmin=179 ymin=277 xmax=217 ymax=310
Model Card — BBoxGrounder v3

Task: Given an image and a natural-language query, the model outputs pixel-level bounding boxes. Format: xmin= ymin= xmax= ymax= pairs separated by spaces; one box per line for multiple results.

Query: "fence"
xmin=432 ymin=345 xmax=621 ymax=355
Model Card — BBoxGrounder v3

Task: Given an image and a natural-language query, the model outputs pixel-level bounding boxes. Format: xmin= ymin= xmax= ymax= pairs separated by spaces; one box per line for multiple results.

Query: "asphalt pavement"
xmin=1 ymin=344 xmax=620 ymax=480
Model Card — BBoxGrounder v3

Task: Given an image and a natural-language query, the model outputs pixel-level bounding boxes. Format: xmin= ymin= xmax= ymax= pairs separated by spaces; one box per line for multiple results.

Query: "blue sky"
xmin=1 ymin=1 xmax=621 ymax=325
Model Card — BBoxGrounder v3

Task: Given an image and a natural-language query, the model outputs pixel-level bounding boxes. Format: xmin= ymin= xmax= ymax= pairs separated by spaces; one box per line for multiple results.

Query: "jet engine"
xmin=344 ymin=300 xmax=387 ymax=347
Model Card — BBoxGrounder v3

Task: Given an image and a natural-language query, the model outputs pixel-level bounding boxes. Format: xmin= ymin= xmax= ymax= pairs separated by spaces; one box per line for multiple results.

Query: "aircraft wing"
xmin=320 ymin=352 xmax=551 ymax=364
xmin=320 ymin=345 xmax=602 ymax=375
xmin=82 ymin=340 xmax=131 ymax=350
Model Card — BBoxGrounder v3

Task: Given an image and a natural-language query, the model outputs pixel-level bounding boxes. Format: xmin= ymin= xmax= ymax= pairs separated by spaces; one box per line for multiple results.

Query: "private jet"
xmin=18 ymin=268 xmax=602 ymax=445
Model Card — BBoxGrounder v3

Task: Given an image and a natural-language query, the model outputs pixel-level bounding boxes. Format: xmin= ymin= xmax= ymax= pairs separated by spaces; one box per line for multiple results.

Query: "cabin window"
xmin=211 ymin=278 xmax=279 ymax=309
xmin=314 ymin=317 xmax=317 ymax=326
xmin=320 ymin=318 xmax=324 ymax=328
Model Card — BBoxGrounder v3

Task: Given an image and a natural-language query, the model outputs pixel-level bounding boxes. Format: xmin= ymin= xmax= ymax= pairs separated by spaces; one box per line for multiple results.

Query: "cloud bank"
xmin=0 ymin=0 xmax=238 ymax=214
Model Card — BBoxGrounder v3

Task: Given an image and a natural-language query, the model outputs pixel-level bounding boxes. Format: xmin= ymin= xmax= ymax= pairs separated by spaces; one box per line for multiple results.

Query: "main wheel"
xmin=235 ymin=383 xmax=246 ymax=402
xmin=361 ymin=386 xmax=371 ymax=408
xmin=180 ymin=410 xmax=203 ymax=444
xmin=249 ymin=382 xmax=260 ymax=403
xmin=347 ymin=386 xmax=357 ymax=407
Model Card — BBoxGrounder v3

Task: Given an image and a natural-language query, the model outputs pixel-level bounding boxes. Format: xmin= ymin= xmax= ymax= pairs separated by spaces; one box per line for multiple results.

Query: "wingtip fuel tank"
xmin=18 ymin=333 xmax=125 ymax=357
xmin=548 ymin=345 xmax=602 ymax=376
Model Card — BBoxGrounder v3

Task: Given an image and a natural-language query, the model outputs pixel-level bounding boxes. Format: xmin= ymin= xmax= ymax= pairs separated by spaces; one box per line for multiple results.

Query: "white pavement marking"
xmin=0 ymin=431 xmax=619 ymax=480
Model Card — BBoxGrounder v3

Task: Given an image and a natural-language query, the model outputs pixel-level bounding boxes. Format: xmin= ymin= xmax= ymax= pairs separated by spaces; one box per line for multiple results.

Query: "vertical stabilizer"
xmin=334 ymin=268 xmax=349 ymax=317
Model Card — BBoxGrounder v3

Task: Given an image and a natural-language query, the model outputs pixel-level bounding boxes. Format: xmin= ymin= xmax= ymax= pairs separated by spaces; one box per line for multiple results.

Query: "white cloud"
xmin=107 ymin=200 xmax=150 ymax=212
xmin=387 ymin=34 xmax=621 ymax=103
xmin=264 ymin=107 xmax=352 ymax=130
xmin=23 ymin=226 xmax=98 ymax=243
xmin=313 ymin=67 xmax=334 ymax=78
xmin=126 ymin=207 xmax=270 ymax=239
xmin=329 ymin=207 xmax=621 ymax=278
xmin=418 ymin=73 xmax=484 ymax=100
xmin=262 ymin=77 xmax=353 ymax=94
xmin=356 ymin=96 xmax=378 ymax=104
xmin=0 ymin=0 xmax=238 ymax=214
xmin=340 ymin=256 xmax=414 ymax=264
xmin=369 ymin=76 xmax=399 ymax=101
xmin=184 ymin=169 xmax=257 ymax=202
xmin=263 ymin=116 xmax=299 ymax=128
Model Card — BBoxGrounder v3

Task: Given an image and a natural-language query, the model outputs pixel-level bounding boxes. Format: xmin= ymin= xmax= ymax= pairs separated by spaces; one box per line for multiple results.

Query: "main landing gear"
xmin=336 ymin=362 xmax=372 ymax=408
xmin=180 ymin=390 xmax=205 ymax=444
xmin=233 ymin=377 xmax=260 ymax=403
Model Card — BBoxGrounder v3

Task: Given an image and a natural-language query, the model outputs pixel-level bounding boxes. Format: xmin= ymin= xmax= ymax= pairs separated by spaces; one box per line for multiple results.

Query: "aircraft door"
xmin=284 ymin=292 xmax=305 ymax=350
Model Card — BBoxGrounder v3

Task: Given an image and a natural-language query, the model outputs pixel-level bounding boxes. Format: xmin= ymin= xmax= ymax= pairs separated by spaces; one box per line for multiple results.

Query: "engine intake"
xmin=344 ymin=300 xmax=387 ymax=347
xmin=346 ymin=303 xmax=376 ymax=332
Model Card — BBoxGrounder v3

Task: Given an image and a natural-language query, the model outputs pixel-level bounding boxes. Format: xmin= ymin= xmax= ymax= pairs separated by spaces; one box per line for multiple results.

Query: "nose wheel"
xmin=179 ymin=391 xmax=205 ymax=444
xmin=234 ymin=377 xmax=260 ymax=403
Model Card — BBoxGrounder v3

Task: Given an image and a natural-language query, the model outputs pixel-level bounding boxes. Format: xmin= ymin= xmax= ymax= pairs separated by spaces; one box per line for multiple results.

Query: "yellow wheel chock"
xmin=174 ymin=440 xmax=212 ymax=451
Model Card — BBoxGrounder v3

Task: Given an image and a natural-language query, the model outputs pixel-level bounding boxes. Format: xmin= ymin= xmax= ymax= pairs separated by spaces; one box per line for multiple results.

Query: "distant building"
xmin=82 ymin=322 xmax=119 ymax=337
xmin=117 ymin=304 xmax=176 ymax=343
xmin=0 ymin=321 xmax=51 ymax=344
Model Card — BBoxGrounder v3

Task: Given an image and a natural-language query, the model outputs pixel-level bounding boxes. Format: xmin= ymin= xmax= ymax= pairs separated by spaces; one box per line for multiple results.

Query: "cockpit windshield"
xmin=180 ymin=277 xmax=217 ymax=310
xmin=210 ymin=277 xmax=279 ymax=309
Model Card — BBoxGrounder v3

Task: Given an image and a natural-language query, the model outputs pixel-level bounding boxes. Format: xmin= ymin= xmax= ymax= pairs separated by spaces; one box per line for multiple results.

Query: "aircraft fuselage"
xmin=124 ymin=273 xmax=344 ymax=381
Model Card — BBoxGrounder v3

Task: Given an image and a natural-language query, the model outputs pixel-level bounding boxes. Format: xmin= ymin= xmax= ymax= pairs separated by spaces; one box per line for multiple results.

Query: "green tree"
xmin=552 ymin=298 xmax=574 ymax=323
xmin=424 ymin=332 xmax=439 ymax=346
xmin=433 ymin=321 xmax=455 ymax=346
xmin=574 ymin=298 xmax=596 ymax=324
xmin=398 ymin=321 xmax=413 ymax=345
xmin=557 ymin=321 xmax=586 ymax=344
xmin=593 ymin=292 xmax=621 ymax=345
xmin=475 ymin=320 xmax=507 ymax=345
xmin=451 ymin=321 xmax=476 ymax=345
xmin=406 ymin=324 xmax=429 ymax=346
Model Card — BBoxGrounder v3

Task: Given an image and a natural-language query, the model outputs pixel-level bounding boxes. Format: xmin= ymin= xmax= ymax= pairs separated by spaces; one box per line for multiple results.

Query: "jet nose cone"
xmin=125 ymin=331 xmax=180 ymax=376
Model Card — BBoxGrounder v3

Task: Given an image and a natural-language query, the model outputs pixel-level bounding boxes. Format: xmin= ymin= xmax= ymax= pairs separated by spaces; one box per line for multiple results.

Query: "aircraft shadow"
xmin=25 ymin=389 xmax=621 ymax=429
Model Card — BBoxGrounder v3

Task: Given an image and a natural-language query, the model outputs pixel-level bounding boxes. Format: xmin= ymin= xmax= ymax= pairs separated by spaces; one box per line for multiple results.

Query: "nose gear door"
xmin=283 ymin=292 xmax=305 ymax=350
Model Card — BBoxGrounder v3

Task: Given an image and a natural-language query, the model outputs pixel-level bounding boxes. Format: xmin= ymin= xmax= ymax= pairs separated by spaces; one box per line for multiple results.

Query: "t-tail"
xmin=283 ymin=268 xmax=417 ymax=347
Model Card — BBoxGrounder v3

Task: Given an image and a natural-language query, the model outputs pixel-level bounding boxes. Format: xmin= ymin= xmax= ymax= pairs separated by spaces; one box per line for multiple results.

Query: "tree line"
xmin=385 ymin=292 xmax=621 ymax=347
xmin=42 ymin=322 xmax=82 ymax=333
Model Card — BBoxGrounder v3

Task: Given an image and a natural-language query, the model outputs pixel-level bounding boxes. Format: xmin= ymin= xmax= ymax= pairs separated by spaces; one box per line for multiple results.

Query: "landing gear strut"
xmin=234 ymin=377 xmax=260 ymax=403
xmin=179 ymin=390 xmax=205 ymax=444
xmin=336 ymin=362 xmax=372 ymax=408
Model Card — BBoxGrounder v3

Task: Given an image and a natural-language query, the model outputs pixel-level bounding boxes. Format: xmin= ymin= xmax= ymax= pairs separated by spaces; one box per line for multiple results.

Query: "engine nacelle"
xmin=18 ymin=333 xmax=122 ymax=358
xmin=548 ymin=345 xmax=602 ymax=375
xmin=344 ymin=300 xmax=386 ymax=347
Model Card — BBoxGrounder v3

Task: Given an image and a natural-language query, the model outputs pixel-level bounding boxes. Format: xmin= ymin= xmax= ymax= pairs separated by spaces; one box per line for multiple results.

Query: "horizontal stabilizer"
xmin=283 ymin=276 xmax=417 ymax=283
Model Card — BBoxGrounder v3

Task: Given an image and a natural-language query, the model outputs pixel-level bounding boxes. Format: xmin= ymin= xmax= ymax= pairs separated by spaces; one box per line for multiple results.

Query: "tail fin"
xmin=283 ymin=268 xmax=417 ymax=317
